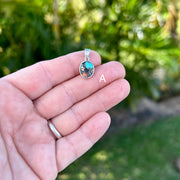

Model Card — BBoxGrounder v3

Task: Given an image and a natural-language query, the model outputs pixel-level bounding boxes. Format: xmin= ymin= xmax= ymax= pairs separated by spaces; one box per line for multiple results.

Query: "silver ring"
xmin=48 ymin=121 xmax=62 ymax=139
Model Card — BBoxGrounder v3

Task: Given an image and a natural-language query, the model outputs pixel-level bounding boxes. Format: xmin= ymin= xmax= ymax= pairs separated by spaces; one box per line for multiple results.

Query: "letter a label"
xmin=99 ymin=74 xmax=106 ymax=83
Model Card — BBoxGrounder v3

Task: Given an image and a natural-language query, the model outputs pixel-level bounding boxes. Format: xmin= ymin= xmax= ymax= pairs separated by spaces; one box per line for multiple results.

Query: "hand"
xmin=0 ymin=51 xmax=130 ymax=180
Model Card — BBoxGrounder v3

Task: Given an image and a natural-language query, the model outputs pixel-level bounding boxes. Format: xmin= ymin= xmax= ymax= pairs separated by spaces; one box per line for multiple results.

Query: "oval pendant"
xmin=79 ymin=60 xmax=95 ymax=79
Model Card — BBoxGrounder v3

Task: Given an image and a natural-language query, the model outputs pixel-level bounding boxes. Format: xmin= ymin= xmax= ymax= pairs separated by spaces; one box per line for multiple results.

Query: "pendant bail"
xmin=85 ymin=49 xmax=90 ymax=61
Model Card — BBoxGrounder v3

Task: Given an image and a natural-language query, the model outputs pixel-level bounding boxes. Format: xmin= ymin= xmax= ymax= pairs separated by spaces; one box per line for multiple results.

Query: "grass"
xmin=57 ymin=116 xmax=180 ymax=180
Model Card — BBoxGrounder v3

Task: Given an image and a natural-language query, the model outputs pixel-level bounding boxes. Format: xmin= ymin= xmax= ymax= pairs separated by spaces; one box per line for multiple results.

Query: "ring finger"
xmin=51 ymin=78 xmax=130 ymax=136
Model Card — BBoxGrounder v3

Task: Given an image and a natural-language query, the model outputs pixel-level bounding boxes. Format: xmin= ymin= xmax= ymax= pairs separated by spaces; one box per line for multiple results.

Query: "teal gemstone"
xmin=79 ymin=61 xmax=95 ymax=78
xmin=85 ymin=61 xmax=94 ymax=69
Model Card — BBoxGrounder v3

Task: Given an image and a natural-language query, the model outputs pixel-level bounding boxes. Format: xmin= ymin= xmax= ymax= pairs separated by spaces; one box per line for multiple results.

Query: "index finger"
xmin=3 ymin=50 xmax=101 ymax=100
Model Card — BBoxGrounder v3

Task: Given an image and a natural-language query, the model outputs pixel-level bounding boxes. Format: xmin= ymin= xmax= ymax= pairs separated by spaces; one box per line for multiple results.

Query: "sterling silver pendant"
xmin=79 ymin=49 xmax=95 ymax=79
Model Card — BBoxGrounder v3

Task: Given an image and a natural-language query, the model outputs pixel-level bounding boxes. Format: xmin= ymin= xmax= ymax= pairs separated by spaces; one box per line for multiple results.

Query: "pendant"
xmin=79 ymin=49 xmax=95 ymax=79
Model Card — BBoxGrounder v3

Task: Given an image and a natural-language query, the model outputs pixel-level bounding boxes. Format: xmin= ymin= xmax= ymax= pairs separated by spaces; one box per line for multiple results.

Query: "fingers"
xmin=56 ymin=112 xmax=111 ymax=171
xmin=34 ymin=61 xmax=126 ymax=119
xmin=52 ymin=78 xmax=130 ymax=136
xmin=3 ymin=50 xmax=101 ymax=100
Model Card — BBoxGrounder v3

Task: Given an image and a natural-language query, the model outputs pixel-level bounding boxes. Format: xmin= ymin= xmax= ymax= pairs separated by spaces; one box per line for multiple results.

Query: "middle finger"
xmin=34 ymin=61 xmax=125 ymax=119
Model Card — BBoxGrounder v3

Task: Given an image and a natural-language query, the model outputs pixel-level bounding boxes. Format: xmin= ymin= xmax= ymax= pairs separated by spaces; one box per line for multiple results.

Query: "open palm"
xmin=0 ymin=51 xmax=130 ymax=180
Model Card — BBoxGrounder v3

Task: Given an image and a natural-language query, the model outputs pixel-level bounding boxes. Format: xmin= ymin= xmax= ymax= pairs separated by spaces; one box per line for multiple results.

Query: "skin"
xmin=0 ymin=50 xmax=130 ymax=180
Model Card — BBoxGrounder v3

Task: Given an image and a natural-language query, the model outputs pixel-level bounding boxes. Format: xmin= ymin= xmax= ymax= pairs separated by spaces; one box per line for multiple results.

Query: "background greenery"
xmin=1 ymin=0 xmax=180 ymax=179
xmin=0 ymin=0 xmax=180 ymax=107
xmin=58 ymin=116 xmax=180 ymax=180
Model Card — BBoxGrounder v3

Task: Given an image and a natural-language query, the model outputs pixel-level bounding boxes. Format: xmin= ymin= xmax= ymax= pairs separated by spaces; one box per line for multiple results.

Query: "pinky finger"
xmin=56 ymin=112 xmax=111 ymax=171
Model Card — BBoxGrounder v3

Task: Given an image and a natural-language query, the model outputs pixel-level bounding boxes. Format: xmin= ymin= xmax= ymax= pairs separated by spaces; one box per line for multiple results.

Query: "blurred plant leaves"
xmin=0 ymin=0 xmax=180 ymax=107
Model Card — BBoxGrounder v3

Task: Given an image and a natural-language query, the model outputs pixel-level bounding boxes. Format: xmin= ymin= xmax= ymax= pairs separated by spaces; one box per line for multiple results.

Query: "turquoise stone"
xmin=79 ymin=61 xmax=95 ymax=78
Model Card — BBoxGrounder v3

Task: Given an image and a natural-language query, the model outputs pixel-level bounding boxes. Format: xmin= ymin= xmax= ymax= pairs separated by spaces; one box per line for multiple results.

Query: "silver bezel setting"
xmin=79 ymin=60 xmax=95 ymax=79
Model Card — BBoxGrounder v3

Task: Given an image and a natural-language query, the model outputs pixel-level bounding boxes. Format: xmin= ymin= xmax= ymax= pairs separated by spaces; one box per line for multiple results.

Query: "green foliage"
xmin=0 ymin=0 xmax=180 ymax=106
xmin=58 ymin=116 xmax=180 ymax=180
